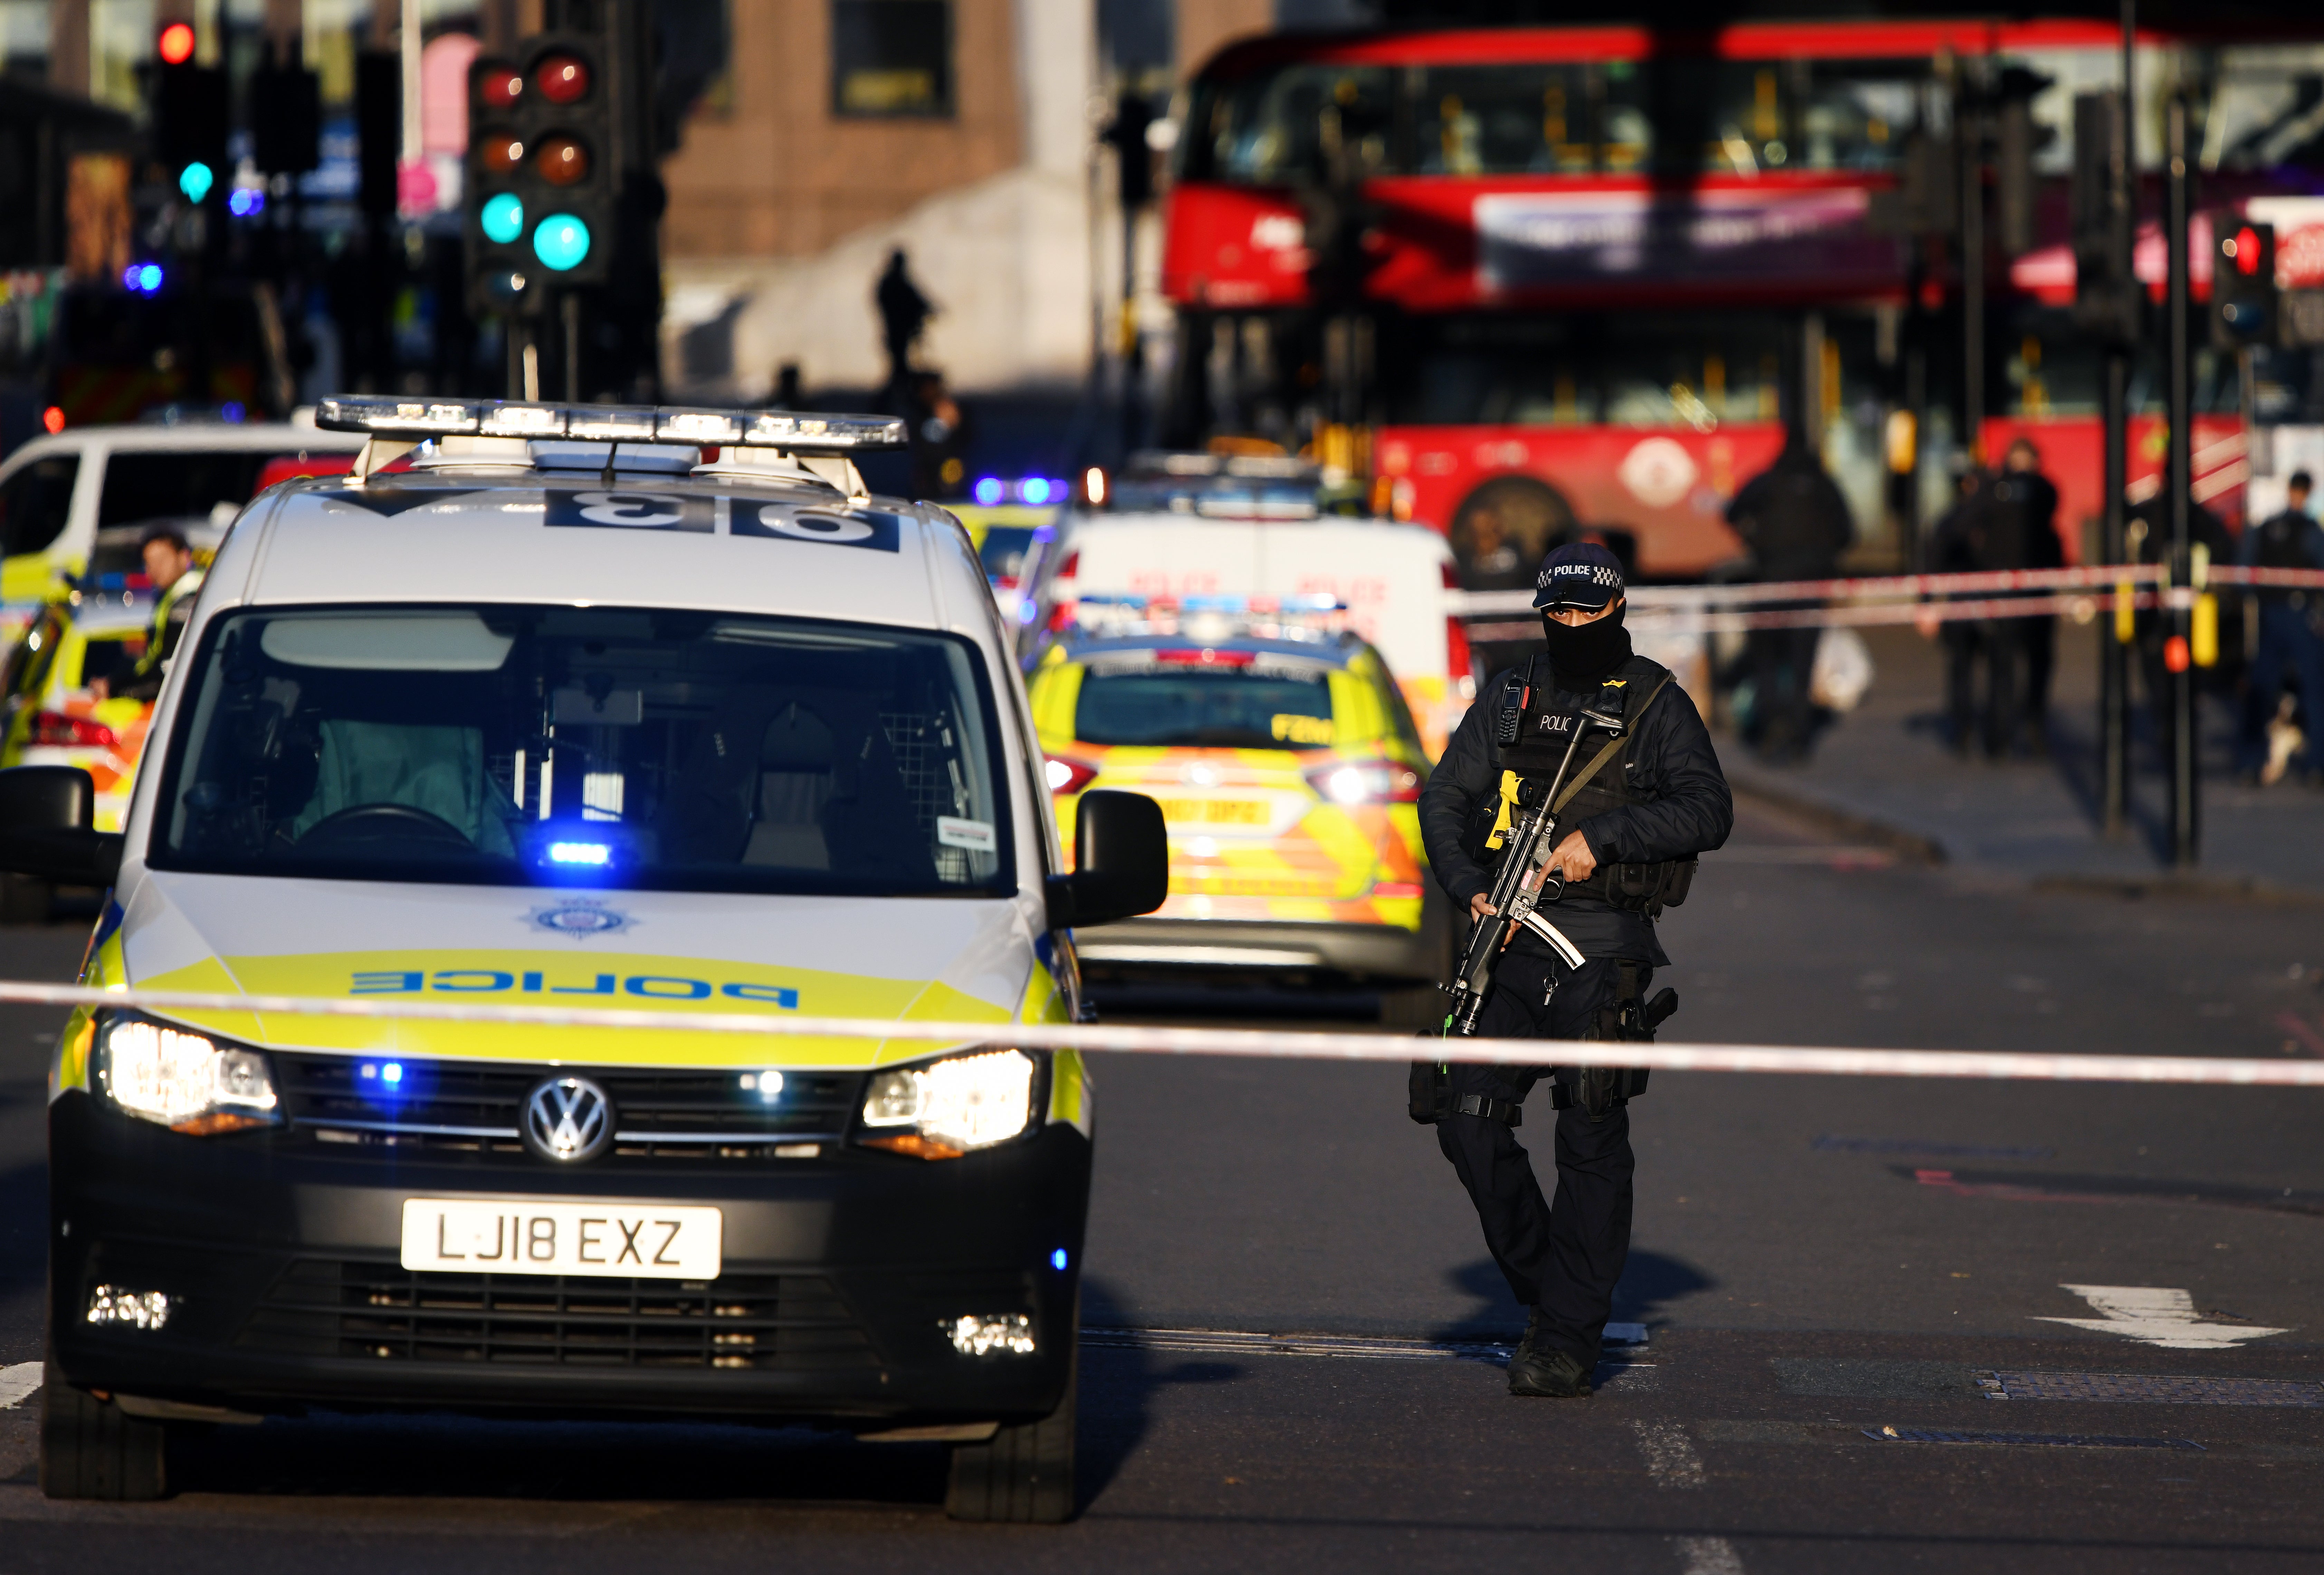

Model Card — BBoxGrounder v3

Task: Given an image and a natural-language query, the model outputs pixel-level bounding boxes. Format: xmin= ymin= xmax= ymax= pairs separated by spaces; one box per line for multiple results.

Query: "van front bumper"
xmin=48 ymin=1091 xmax=1089 ymax=1430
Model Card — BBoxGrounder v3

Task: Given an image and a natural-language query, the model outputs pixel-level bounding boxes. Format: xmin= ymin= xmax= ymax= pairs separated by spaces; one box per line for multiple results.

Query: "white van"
xmin=0 ymin=417 xmax=364 ymax=637
xmin=0 ymin=397 xmax=1169 ymax=1523
xmin=1017 ymin=512 xmax=1478 ymax=755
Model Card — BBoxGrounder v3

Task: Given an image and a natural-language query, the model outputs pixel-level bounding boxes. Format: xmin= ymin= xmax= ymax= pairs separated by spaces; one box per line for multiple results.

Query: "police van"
xmin=0 ymin=397 xmax=1169 ymax=1523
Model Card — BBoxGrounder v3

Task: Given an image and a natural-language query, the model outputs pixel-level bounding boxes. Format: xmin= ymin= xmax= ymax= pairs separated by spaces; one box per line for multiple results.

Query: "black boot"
xmin=1507 ymin=1309 xmax=1593 ymax=1398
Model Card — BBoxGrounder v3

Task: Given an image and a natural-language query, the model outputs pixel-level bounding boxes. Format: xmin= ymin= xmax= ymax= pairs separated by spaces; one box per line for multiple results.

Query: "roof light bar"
xmin=316 ymin=396 xmax=907 ymax=452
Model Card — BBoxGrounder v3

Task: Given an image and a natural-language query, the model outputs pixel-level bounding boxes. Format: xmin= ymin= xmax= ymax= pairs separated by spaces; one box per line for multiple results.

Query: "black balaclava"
xmin=1542 ymin=602 xmax=1631 ymax=688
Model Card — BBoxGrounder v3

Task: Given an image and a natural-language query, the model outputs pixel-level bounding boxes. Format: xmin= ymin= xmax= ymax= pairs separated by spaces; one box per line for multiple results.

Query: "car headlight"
xmin=858 ymin=1048 xmax=1039 ymax=1159
xmin=93 ymin=1015 xmax=280 ymax=1135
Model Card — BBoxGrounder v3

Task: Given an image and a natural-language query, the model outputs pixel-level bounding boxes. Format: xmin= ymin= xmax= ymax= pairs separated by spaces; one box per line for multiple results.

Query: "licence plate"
xmin=399 ymin=1198 xmax=723 ymax=1279
xmin=1155 ymin=797 xmax=1270 ymax=826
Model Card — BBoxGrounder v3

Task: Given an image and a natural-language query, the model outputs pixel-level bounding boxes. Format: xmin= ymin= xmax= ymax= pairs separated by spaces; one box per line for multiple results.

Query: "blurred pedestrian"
xmin=2002 ymin=438 xmax=2064 ymax=744
xmin=1930 ymin=444 xmax=2061 ymax=759
xmin=1926 ymin=462 xmax=1999 ymax=756
xmin=2236 ymin=470 xmax=2324 ymax=783
xmin=875 ymin=249 xmax=933 ymax=393
xmin=1725 ymin=430 xmax=1854 ymax=762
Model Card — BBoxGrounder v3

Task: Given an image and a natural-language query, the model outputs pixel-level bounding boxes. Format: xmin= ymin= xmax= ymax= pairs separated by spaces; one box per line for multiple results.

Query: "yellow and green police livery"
xmin=1028 ymin=596 xmax=1452 ymax=992
xmin=8 ymin=398 xmax=1169 ymax=1523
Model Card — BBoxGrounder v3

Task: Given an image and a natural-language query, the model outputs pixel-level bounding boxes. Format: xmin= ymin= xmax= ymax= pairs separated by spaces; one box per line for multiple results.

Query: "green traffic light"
xmin=533 ymin=213 xmax=591 ymax=271
xmin=481 ymin=192 xmax=524 ymax=245
xmin=178 ymin=162 xmax=214 ymax=203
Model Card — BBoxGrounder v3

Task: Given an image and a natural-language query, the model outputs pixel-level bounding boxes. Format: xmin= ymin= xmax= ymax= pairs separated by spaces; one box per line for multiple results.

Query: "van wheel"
xmin=40 ymin=1362 xmax=170 ymax=1501
xmin=0 ymin=873 xmax=51 ymax=925
xmin=944 ymin=1347 xmax=1076 ymax=1524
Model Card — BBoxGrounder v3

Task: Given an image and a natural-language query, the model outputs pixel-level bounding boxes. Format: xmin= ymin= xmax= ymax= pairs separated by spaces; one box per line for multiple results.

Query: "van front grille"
xmin=273 ymin=1053 xmax=863 ymax=1160
xmin=237 ymin=1259 xmax=882 ymax=1371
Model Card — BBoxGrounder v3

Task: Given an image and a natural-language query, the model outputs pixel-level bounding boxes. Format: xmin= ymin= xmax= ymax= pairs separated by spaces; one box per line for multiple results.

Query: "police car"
xmin=1028 ymin=595 xmax=1451 ymax=1009
xmin=0 ymin=397 xmax=1169 ymax=1522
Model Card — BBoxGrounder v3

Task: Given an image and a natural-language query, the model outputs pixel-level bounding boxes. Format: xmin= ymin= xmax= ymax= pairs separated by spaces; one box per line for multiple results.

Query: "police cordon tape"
xmin=6 ymin=980 xmax=2323 ymax=1087
xmin=1450 ymin=561 xmax=2324 ymax=615
xmin=1464 ymin=590 xmax=2175 ymax=644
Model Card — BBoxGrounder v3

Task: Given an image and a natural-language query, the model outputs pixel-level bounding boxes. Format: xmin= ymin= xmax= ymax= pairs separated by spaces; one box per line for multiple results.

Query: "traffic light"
xmin=466 ymin=32 xmax=617 ymax=315
xmin=152 ymin=22 xmax=228 ymax=204
xmin=252 ymin=53 xmax=322 ymax=176
xmin=2071 ymin=91 xmax=2138 ymax=346
xmin=2212 ymin=219 xmax=2276 ymax=348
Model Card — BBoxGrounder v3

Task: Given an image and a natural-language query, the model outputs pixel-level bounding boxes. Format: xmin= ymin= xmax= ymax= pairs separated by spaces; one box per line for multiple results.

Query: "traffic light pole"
xmin=1960 ymin=79 xmax=1985 ymax=464
xmin=2165 ymin=92 xmax=2198 ymax=866
xmin=2100 ymin=1 xmax=2135 ymax=836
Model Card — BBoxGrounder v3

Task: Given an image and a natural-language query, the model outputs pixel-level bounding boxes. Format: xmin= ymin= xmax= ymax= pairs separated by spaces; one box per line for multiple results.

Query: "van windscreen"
xmin=150 ymin=605 xmax=1013 ymax=896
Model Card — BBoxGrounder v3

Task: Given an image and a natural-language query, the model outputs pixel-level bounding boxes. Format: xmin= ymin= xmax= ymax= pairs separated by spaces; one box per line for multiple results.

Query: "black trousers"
xmin=1436 ymin=949 xmax=1641 ymax=1367
xmin=1945 ymin=619 xmax=2021 ymax=756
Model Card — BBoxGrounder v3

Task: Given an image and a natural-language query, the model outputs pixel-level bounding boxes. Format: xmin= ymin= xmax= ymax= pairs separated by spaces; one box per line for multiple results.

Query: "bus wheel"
xmin=1449 ymin=476 xmax=1576 ymax=585
xmin=40 ymin=1362 xmax=171 ymax=1501
xmin=945 ymin=1346 xmax=1077 ymax=1524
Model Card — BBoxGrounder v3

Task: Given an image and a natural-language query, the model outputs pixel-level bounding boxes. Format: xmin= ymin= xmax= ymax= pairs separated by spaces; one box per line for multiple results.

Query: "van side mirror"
xmin=1044 ymin=789 xmax=1168 ymax=930
xmin=0 ymin=767 xmax=125 ymax=886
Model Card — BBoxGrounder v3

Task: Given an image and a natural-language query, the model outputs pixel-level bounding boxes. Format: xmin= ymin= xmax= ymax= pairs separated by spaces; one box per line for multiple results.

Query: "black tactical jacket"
xmin=1420 ymin=658 xmax=1735 ymax=963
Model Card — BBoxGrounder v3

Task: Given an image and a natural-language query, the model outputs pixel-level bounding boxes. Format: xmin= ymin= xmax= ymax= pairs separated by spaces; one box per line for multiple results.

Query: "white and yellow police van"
xmin=0 ymin=397 xmax=1168 ymax=1522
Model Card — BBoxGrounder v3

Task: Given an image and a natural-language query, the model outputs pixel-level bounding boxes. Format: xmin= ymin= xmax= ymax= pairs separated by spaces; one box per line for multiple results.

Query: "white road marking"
xmin=1630 ymin=1419 xmax=1707 ymax=1489
xmin=2035 ymin=1285 xmax=2290 ymax=1350
xmin=1676 ymin=1537 xmax=1745 ymax=1574
xmin=0 ymin=1362 xmax=41 ymax=1409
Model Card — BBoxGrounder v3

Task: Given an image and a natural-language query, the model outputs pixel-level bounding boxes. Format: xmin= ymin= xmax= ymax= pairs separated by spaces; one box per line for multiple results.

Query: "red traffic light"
xmin=480 ymin=133 xmax=525 ymax=174
xmin=2235 ymin=226 xmax=2261 ymax=277
xmin=535 ymin=135 xmax=590 ymax=186
xmin=534 ymin=53 xmax=590 ymax=105
xmin=158 ymin=21 xmax=196 ymax=65
xmin=477 ymin=63 xmax=524 ymax=109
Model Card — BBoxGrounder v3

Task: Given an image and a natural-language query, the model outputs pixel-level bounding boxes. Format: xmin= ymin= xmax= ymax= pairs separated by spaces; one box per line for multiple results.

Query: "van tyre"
xmin=944 ymin=1347 xmax=1076 ymax=1524
xmin=39 ymin=1362 xmax=170 ymax=1501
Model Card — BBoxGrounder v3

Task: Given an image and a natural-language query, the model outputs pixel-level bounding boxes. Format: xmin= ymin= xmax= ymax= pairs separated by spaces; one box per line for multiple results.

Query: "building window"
xmin=831 ymin=0 xmax=951 ymax=118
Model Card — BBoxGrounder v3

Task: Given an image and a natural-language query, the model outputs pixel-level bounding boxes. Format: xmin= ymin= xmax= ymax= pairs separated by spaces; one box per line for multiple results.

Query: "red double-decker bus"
xmin=1161 ymin=21 xmax=2324 ymax=587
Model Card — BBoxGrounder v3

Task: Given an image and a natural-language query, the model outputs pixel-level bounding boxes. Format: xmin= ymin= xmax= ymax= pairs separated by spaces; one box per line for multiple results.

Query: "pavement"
xmin=3 ymin=799 xmax=2322 ymax=1568
xmin=1720 ymin=620 xmax=2324 ymax=900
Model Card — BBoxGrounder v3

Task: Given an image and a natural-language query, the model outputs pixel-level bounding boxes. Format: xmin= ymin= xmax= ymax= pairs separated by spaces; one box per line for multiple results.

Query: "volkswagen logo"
xmin=522 ymin=1076 xmax=614 ymax=1162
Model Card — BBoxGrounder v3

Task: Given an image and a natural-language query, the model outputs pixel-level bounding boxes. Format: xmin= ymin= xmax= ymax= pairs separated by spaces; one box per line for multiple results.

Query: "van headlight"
xmin=94 ymin=1015 xmax=280 ymax=1135
xmin=858 ymin=1048 xmax=1039 ymax=1160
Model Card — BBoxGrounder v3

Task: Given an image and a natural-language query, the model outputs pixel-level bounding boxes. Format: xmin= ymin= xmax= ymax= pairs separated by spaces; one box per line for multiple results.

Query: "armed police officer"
xmin=1418 ymin=541 xmax=1732 ymax=1399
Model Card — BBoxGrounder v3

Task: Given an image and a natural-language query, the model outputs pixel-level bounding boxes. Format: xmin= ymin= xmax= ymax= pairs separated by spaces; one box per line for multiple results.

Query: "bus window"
xmin=1702 ymin=60 xmax=1916 ymax=175
xmin=1187 ymin=66 xmax=1395 ymax=184
xmin=1409 ymin=63 xmax=1658 ymax=175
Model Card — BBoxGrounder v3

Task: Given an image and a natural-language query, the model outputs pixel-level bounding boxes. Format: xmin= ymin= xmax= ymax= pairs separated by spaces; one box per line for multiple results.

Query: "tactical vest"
xmin=1466 ymin=653 xmax=1697 ymax=916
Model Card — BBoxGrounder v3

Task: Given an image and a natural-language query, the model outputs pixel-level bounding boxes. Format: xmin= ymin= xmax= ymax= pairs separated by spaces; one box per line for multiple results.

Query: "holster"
xmin=1549 ymin=961 xmax=1680 ymax=1120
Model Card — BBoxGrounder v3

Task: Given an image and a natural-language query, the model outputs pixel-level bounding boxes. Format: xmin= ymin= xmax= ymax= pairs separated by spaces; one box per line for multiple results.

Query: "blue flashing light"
xmin=227 ymin=186 xmax=264 ymax=218
xmin=221 ymin=401 xmax=246 ymax=423
xmin=972 ymin=477 xmax=1004 ymax=507
xmin=178 ymin=162 xmax=215 ymax=203
xmin=1020 ymin=477 xmax=1052 ymax=506
xmin=532 ymin=212 xmax=591 ymax=271
xmin=1016 ymin=598 xmax=1037 ymax=624
xmin=1050 ymin=1248 xmax=1069 ymax=1271
xmin=547 ymin=841 xmax=612 ymax=866
xmin=382 ymin=1062 xmax=404 ymax=1085
xmin=481 ymin=192 xmax=525 ymax=245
